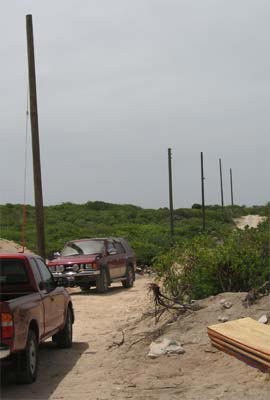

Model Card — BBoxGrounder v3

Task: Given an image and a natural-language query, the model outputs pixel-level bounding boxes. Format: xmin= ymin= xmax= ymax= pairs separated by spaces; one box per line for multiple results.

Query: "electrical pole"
xmin=168 ymin=148 xmax=174 ymax=243
xmin=26 ymin=14 xmax=46 ymax=260
xmin=219 ymin=158 xmax=224 ymax=210
xmin=201 ymin=152 xmax=206 ymax=231
xmin=230 ymin=168 xmax=234 ymax=207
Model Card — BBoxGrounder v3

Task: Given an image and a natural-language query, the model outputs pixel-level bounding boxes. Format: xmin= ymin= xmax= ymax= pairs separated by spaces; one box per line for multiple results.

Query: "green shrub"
xmin=154 ymin=222 xmax=269 ymax=300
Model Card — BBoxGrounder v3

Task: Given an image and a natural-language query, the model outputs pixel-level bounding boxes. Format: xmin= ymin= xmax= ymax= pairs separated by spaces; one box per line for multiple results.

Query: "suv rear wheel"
xmin=80 ymin=285 xmax=91 ymax=292
xmin=122 ymin=265 xmax=134 ymax=289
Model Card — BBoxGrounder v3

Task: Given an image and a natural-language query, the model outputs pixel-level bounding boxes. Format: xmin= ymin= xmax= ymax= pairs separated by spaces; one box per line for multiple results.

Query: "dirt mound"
xmin=0 ymin=238 xmax=33 ymax=254
xmin=115 ymin=289 xmax=270 ymax=399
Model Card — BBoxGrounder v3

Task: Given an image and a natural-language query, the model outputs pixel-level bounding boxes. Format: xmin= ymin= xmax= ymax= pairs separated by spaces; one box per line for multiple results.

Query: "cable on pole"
xmin=21 ymin=86 xmax=29 ymax=252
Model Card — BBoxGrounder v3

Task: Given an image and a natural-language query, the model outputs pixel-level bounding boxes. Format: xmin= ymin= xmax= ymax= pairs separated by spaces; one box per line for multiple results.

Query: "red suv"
xmin=47 ymin=237 xmax=136 ymax=293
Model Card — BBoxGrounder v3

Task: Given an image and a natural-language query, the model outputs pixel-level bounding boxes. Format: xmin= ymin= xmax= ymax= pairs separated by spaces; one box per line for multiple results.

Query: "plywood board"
xmin=210 ymin=336 xmax=270 ymax=368
xmin=208 ymin=331 xmax=270 ymax=361
xmin=211 ymin=340 xmax=269 ymax=373
xmin=208 ymin=318 xmax=270 ymax=357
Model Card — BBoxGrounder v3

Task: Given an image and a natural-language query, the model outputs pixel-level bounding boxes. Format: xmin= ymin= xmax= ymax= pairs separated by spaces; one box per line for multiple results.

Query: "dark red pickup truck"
xmin=0 ymin=253 xmax=74 ymax=384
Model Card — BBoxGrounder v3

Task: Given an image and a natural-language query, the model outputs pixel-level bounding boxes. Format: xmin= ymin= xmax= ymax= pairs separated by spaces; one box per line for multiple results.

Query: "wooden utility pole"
xmin=230 ymin=168 xmax=234 ymax=207
xmin=168 ymin=148 xmax=174 ymax=243
xmin=201 ymin=152 xmax=206 ymax=231
xmin=219 ymin=158 xmax=224 ymax=210
xmin=26 ymin=14 xmax=46 ymax=259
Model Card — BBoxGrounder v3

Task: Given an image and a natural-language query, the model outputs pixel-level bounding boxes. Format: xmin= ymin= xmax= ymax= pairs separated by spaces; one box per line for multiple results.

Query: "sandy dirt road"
xmin=234 ymin=215 xmax=266 ymax=229
xmin=1 ymin=277 xmax=152 ymax=400
xmin=1 ymin=275 xmax=270 ymax=400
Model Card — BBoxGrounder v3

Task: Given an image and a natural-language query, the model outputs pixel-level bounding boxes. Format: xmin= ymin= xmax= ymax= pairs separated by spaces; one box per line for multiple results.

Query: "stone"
xmin=222 ymin=301 xmax=232 ymax=309
xmin=148 ymin=338 xmax=185 ymax=358
xmin=205 ymin=345 xmax=219 ymax=353
xmin=258 ymin=314 xmax=268 ymax=324
xmin=218 ymin=315 xmax=229 ymax=323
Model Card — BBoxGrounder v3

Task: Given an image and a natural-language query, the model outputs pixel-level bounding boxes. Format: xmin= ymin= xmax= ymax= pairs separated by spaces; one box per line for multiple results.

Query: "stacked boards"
xmin=208 ymin=318 xmax=270 ymax=372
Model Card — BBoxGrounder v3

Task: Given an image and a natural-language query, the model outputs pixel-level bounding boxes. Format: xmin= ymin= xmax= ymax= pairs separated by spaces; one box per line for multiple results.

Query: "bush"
xmin=154 ymin=222 xmax=269 ymax=300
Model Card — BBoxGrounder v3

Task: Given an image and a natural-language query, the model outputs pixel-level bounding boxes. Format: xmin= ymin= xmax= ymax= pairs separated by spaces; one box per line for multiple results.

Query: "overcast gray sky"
xmin=1 ymin=0 xmax=269 ymax=208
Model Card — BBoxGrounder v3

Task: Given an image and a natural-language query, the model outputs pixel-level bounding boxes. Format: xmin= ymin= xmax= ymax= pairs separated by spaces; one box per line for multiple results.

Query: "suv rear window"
xmin=114 ymin=242 xmax=125 ymax=254
xmin=0 ymin=259 xmax=29 ymax=285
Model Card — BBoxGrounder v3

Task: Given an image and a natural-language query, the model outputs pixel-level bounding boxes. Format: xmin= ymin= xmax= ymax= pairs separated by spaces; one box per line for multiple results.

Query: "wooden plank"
xmin=208 ymin=331 xmax=270 ymax=361
xmin=208 ymin=318 xmax=270 ymax=356
xmin=211 ymin=340 xmax=269 ymax=373
xmin=210 ymin=336 xmax=270 ymax=368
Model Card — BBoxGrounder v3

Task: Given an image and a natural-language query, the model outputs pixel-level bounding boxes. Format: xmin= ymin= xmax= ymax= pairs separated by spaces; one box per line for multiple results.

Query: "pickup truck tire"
xmin=1 ymin=368 xmax=9 ymax=385
xmin=122 ymin=265 xmax=134 ymax=289
xmin=96 ymin=267 xmax=109 ymax=293
xmin=52 ymin=308 xmax=73 ymax=348
xmin=16 ymin=329 xmax=38 ymax=384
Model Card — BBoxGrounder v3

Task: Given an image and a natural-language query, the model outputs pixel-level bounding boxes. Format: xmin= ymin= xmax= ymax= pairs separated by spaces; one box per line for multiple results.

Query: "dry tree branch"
xmin=148 ymin=283 xmax=195 ymax=323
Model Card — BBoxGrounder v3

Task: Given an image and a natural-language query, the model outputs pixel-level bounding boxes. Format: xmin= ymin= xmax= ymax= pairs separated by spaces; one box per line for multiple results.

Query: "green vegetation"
xmin=0 ymin=202 xmax=268 ymax=291
xmin=0 ymin=201 xmax=250 ymax=264
xmin=154 ymin=219 xmax=269 ymax=300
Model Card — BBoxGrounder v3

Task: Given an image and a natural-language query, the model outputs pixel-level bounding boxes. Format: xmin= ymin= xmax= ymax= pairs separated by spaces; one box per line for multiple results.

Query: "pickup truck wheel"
xmin=96 ymin=268 xmax=109 ymax=293
xmin=16 ymin=329 xmax=38 ymax=384
xmin=52 ymin=308 xmax=73 ymax=348
xmin=1 ymin=367 xmax=9 ymax=384
xmin=122 ymin=265 xmax=134 ymax=289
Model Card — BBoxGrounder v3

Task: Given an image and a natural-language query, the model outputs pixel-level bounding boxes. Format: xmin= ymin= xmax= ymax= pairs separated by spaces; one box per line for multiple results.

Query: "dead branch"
xmin=242 ymin=281 xmax=270 ymax=307
xmin=147 ymin=283 xmax=197 ymax=324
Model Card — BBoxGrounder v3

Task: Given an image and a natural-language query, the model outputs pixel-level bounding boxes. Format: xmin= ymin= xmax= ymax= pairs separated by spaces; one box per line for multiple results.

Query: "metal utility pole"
xmin=168 ymin=148 xmax=174 ymax=243
xmin=219 ymin=158 xmax=224 ymax=210
xmin=201 ymin=152 xmax=206 ymax=231
xmin=26 ymin=14 xmax=46 ymax=260
xmin=230 ymin=168 xmax=234 ymax=207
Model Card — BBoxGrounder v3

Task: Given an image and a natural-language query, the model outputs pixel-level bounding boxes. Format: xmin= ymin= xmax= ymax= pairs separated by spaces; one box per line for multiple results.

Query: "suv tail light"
xmin=1 ymin=313 xmax=14 ymax=339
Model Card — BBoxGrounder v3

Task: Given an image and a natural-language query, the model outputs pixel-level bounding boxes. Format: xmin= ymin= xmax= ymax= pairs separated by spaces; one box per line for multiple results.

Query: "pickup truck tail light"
xmin=1 ymin=313 xmax=14 ymax=339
